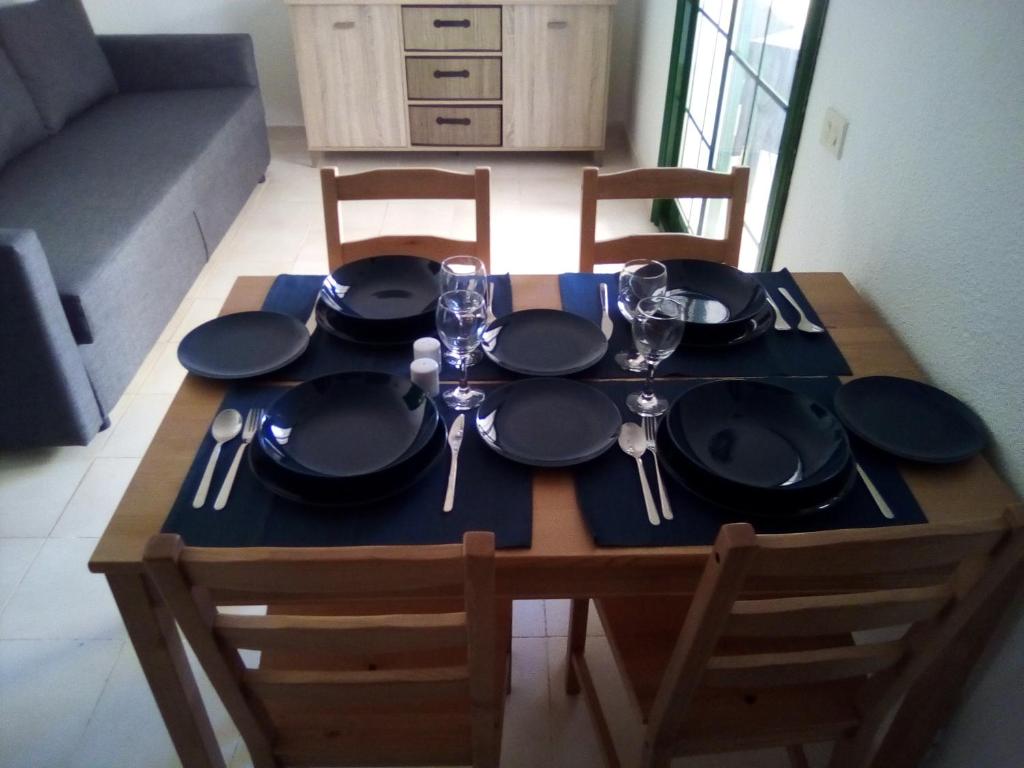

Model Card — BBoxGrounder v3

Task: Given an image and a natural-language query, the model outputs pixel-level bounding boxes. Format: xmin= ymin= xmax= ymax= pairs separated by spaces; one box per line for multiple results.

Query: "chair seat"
xmin=594 ymin=595 xmax=861 ymax=749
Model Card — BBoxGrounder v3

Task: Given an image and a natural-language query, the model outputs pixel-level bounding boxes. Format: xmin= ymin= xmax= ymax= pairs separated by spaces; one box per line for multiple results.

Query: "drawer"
xmin=409 ymin=105 xmax=502 ymax=146
xmin=406 ymin=57 xmax=501 ymax=100
xmin=402 ymin=6 xmax=501 ymax=51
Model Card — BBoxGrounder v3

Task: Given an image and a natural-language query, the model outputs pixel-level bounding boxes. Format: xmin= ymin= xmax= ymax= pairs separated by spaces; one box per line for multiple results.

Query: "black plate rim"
xmin=176 ymin=311 xmax=310 ymax=380
xmin=322 ymin=254 xmax=441 ymax=323
xmin=833 ymin=376 xmax=987 ymax=464
xmin=482 ymin=308 xmax=609 ymax=376
xmin=314 ymin=300 xmax=430 ymax=347
xmin=665 ymin=259 xmax=769 ymax=326
xmin=676 ymin=303 xmax=774 ymax=349
xmin=475 ymin=378 xmax=622 ymax=467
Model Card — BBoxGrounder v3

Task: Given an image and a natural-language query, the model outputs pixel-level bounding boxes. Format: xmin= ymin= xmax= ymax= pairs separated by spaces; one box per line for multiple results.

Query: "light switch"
xmin=820 ymin=107 xmax=848 ymax=159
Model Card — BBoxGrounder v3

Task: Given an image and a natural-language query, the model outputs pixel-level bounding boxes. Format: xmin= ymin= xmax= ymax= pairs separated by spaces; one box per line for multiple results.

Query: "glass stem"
xmin=459 ymin=357 xmax=470 ymax=393
xmin=643 ymin=362 xmax=656 ymax=400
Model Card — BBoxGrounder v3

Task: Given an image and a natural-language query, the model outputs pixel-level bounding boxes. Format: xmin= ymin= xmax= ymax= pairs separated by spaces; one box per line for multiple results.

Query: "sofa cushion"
xmin=0 ymin=0 xmax=117 ymax=132
xmin=0 ymin=87 xmax=263 ymax=344
xmin=0 ymin=47 xmax=47 ymax=170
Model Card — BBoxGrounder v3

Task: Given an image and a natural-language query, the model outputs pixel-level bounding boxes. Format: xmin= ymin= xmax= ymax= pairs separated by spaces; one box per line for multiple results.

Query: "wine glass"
xmin=440 ymin=256 xmax=488 ymax=366
xmin=615 ymin=259 xmax=667 ymax=373
xmin=436 ymin=289 xmax=487 ymax=411
xmin=626 ymin=295 xmax=687 ymax=416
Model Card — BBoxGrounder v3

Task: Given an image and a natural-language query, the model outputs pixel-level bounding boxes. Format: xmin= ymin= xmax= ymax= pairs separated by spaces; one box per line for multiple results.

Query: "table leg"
xmin=107 ymin=572 xmax=226 ymax=768
xmin=565 ymin=598 xmax=589 ymax=694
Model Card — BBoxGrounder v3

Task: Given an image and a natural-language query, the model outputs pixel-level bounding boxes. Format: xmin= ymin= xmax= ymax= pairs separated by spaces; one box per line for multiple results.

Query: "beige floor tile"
xmin=50 ymin=458 xmax=141 ymax=538
xmin=545 ymin=598 xmax=570 ymax=636
xmin=501 ymin=637 xmax=552 ymax=767
xmin=137 ymin=342 xmax=187 ymax=395
xmin=157 ymin=295 xmax=195 ymax=344
xmin=99 ymin=394 xmax=174 ymax=459
xmin=0 ymin=538 xmax=123 ymax=640
xmin=0 ymin=454 xmax=91 ymax=537
xmin=545 ymin=636 xmax=608 ymax=768
xmin=513 ymin=599 xmax=546 ymax=638
xmin=0 ymin=539 xmax=44 ymax=612
xmin=336 ymin=199 xmax=387 ymax=241
xmin=380 ymin=199 xmax=459 ymax=238
xmin=170 ymin=298 xmax=230 ymax=342
xmin=0 ymin=638 xmax=123 ymax=768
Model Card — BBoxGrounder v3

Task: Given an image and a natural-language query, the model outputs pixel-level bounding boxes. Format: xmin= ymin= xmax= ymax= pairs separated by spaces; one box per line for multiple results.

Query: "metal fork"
xmin=213 ymin=407 xmax=263 ymax=510
xmin=643 ymin=417 xmax=674 ymax=521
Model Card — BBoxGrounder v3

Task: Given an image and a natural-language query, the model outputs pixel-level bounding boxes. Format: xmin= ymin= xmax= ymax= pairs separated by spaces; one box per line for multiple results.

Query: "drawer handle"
xmin=434 ymin=69 xmax=471 ymax=79
xmin=434 ymin=19 xmax=471 ymax=28
xmin=333 ymin=21 xmax=355 ymax=30
xmin=436 ymin=117 xmax=472 ymax=126
xmin=547 ymin=20 xmax=569 ymax=29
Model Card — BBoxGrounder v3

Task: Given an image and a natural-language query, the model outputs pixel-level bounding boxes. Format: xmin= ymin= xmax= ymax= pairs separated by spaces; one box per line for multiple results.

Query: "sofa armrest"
xmin=97 ymin=34 xmax=260 ymax=92
xmin=0 ymin=229 xmax=104 ymax=448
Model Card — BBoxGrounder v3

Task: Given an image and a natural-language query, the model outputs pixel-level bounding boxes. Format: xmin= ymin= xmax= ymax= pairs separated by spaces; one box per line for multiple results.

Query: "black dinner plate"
xmin=177 ymin=311 xmax=310 ymax=380
xmin=677 ymin=303 xmax=774 ymax=349
xmin=834 ymin=376 xmax=987 ymax=463
xmin=249 ymin=418 xmax=447 ymax=507
xmin=258 ymin=372 xmax=439 ymax=478
xmin=667 ymin=380 xmax=851 ymax=492
xmin=481 ymin=309 xmax=608 ymax=376
xmin=656 ymin=426 xmax=856 ymax=518
xmin=476 ymin=378 xmax=621 ymax=467
xmin=664 ymin=260 xmax=768 ymax=344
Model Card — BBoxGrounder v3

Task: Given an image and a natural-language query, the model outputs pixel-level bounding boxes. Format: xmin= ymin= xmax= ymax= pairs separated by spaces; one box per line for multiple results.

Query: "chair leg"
xmin=572 ymin=649 xmax=622 ymax=768
xmin=565 ymin=599 xmax=589 ymax=695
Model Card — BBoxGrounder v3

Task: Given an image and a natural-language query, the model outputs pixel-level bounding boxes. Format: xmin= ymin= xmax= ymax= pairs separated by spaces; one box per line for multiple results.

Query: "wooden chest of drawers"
xmin=286 ymin=0 xmax=615 ymax=155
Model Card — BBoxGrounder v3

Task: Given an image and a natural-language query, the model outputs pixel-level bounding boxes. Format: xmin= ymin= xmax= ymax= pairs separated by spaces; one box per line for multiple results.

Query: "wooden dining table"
xmin=90 ymin=272 xmax=1019 ymax=768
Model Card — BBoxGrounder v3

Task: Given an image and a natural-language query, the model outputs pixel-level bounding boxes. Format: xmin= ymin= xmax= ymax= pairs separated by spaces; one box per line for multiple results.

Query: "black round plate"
xmin=322 ymin=255 xmax=441 ymax=321
xmin=677 ymin=303 xmax=774 ymax=349
xmin=314 ymin=299 xmax=434 ymax=346
xmin=656 ymin=427 xmax=856 ymax=518
xmin=667 ymin=380 xmax=850 ymax=492
xmin=664 ymin=260 xmax=768 ymax=335
xmin=475 ymin=378 xmax=622 ymax=467
xmin=258 ymin=372 xmax=439 ymax=478
xmin=834 ymin=377 xmax=987 ymax=463
xmin=481 ymin=309 xmax=608 ymax=376
xmin=177 ymin=311 xmax=309 ymax=380
xmin=249 ymin=419 xmax=447 ymax=507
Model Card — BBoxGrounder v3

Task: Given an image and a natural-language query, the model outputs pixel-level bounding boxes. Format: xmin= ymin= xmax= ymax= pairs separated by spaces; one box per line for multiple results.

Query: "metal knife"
xmin=599 ymin=282 xmax=613 ymax=340
xmin=856 ymin=463 xmax=895 ymax=520
xmin=443 ymin=414 xmax=466 ymax=513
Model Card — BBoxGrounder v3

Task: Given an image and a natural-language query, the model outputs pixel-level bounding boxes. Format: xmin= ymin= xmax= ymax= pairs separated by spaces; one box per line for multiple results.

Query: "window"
xmin=654 ymin=0 xmax=829 ymax=271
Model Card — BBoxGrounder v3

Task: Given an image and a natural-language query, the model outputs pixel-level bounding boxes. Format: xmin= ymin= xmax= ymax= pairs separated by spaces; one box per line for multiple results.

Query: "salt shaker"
xmin=413 ymin=337 xmax=442 ymax=365
xmin=410 ymin=358 xmax=440 ymax=397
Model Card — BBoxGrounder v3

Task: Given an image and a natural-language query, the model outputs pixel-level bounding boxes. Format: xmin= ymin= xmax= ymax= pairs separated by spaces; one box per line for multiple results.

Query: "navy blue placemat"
xmin=558 ymin=268 xmax=851 ymax=378
xmin=162 ymin=383 xmax=532 ymax=549
xmin=574 ymin=378 xmax=925 ymax=547
xmin=261 ymin=274 xmax=516 ymax=382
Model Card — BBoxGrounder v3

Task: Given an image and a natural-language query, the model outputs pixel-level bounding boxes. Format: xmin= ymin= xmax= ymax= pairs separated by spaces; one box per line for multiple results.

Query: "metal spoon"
xmin=618 ymin=423 xmax=660 ymax=527
xmin=193 ymin=409 xmax=243 ymax=508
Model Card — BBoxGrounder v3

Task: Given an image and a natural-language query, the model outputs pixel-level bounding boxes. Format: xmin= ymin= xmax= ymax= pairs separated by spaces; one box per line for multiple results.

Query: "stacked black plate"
xmin=249 ymin=372 xmax=447 ymax=506
xmin=315 ymin=255 xmax=441 ymax=345
xmin=656 ymin=380 xmax=856 ymax=517
xmin=664 ymin=260 xmax=773 ymax=347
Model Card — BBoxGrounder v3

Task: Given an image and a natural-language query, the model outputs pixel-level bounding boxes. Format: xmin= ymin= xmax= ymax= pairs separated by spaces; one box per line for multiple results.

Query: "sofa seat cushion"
xmin=0 ymin=87 xmax=261 ymax=343
xmin=0 ymin=47 xmax=47 ymax=170
xmin=0 ymin=0 xmax=117 ymax=132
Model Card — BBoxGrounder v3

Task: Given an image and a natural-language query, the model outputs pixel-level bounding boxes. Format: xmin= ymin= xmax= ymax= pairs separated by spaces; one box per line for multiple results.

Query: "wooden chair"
xmin=144 ymin=531 xmax=506 ymax=768
xmin=320 ymin=166 xmax=491 ymax=272
xmin=578 ymin=165 xmax=749 ymax=272
xmin=566 ymin=507 xmax=1024 ymax=768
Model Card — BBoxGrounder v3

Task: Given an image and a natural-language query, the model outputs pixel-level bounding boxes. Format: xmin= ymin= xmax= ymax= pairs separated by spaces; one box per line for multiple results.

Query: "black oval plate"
xmin=177 ymin=311 xmax=309 ymax=380
xmin=834 ymin=376 xmax=987 ymax=463
xmin=667 ymin=380 xmax=850 ymax=492
xmin=258 ymin=372 xmax=439 ymax=478
xmin=476 ymin=378 xmax=622 ymax=467
xmin=321 ymin=255 xmax=441 ymax=321
xmin=665 ymin=260 xmax=768 ymax=323
xmin=481 ymin=309 xmax=608 ymax=376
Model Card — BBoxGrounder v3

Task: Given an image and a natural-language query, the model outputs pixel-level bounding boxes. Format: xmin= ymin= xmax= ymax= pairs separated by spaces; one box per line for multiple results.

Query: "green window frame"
xmin=652 ymin=0 xmax=830 ymax=271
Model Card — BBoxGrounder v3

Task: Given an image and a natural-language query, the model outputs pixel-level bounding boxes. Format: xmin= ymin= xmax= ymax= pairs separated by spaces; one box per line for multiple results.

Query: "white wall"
xmin=84 ymin=0 xmax=641 ymax=131
xmin=625 ymin=0 xmax=676 ymax=165
xmin=776 ymin=3 xmax=1024 ymax=763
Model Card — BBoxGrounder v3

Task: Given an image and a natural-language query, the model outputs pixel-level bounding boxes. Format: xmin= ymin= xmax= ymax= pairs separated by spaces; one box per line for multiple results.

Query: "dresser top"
xmin=285 ymin=1 xmax=616 ymax=6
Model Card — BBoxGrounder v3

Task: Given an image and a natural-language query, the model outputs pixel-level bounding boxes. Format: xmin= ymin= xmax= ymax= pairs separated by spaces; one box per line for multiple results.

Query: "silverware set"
xmin=193 ymin=407 xmax=264 ymax=510
xmin=620 ymin=419 xmax=676 ymax=526
xmin=769 ymin=288 xmax=825 ymax=334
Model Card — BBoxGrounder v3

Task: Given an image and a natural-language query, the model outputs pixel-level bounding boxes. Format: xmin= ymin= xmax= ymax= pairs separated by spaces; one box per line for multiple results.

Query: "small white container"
xmin=413 ymin=337 xmax=442 ymax=365
xmin=410 ymin=358 xmax=440 ymax=397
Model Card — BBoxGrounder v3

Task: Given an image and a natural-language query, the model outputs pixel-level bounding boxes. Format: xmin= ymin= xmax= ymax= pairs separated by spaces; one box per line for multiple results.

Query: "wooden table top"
xmin=90 ymin=273 xmax=1019 ymax=596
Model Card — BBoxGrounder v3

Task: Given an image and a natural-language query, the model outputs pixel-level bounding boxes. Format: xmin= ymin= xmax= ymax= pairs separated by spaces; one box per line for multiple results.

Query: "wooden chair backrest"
xmin=645 ymin=508 xmax=1024 ymax=761
xmin=144 ymin=532 xmax=499 ymax=768
xmin=579 ymin=165 xmax=749 ymax=272
xmin=321 ymin=166 xmax=491 ymax=272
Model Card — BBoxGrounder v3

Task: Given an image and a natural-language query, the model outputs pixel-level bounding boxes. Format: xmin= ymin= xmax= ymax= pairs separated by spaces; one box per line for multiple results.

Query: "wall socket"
xmin=820 ymin=107 xmax=849 ymax=159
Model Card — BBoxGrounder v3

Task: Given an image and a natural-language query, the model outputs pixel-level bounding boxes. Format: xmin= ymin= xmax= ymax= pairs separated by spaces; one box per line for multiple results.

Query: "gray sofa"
xmin=0 ymin=0 xmax=269 ymax=449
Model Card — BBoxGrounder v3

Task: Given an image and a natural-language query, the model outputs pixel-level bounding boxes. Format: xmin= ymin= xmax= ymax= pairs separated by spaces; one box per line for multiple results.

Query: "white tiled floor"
xmin=0 ymin=129 xmax=825 ymax=767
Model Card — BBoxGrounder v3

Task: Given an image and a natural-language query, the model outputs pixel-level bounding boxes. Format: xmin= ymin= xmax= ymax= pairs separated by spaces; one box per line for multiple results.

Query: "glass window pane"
xmin=742 ymin=86 xmax=786 ymax=239
xmin=687 ymin=16 xmax=726 ymax=138
xmin=739 ymin=226 xmax=760 ymax=271
xmin=700 ymin=0 xmax=733 ymax=33
xmin=679 ymin=116 xmax=703 ymax=169
xmin=701 ymin=198 xmax=727 ymax=239
xmin=712 ymin=63 xmax=755 ymax=172
xmin=760 ymin=0 xmax=810 ymax=101
xmin=732 ymin=0 xmax=771 ymax=72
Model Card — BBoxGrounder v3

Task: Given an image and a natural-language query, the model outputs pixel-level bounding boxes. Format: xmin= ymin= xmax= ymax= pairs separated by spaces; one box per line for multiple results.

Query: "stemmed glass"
xmin=615 ymin=260 xmax=668 ymax=373
xmin=627 ymin=295 xmax=687 ymax=416
xmin=436 ymin=289 xmax=488 ymax=411
xmin=440 ymin=256 xmax=489 ymax=366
